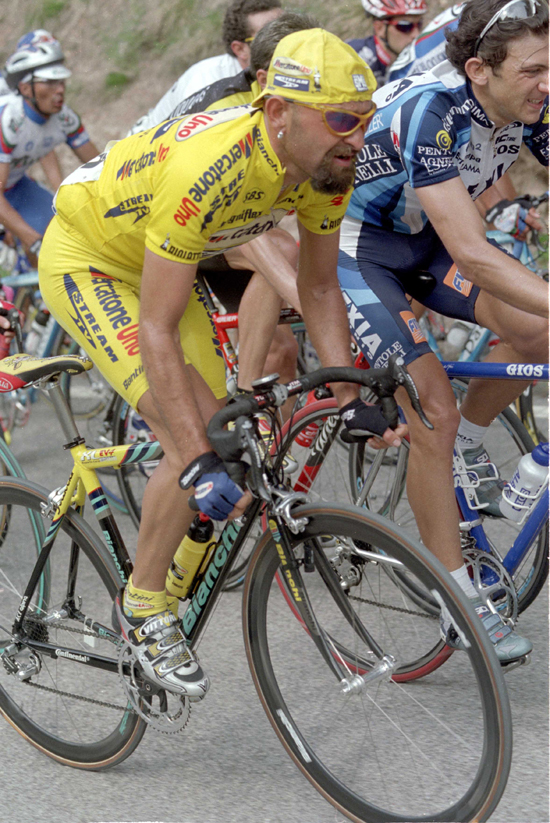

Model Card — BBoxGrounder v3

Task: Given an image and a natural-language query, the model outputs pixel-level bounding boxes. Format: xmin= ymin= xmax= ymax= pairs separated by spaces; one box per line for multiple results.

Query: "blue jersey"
xmin=388 ymin=4 xmax=463 ymax=82
xmin=346 ymin=35 xmax=389 ymax=87
xmin=347 ymin=60 xmax=549 ymax=235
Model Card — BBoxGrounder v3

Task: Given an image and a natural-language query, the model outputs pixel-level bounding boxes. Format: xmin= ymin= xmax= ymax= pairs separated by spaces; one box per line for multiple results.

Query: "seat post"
xmin=45 ymin=377 xmax=83 ymax=444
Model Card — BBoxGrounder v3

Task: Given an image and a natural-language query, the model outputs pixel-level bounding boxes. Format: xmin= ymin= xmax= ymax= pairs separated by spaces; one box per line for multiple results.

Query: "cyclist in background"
xmin=129 ymin=0 xmax=283 ymax=135
xmin=39 ymin=30 xmax=404 ymax=698
xmin=388 ymin=2 xmax=463 ymax=81
xmin=0 ymin=30 xmax=98 ymax=267
xmin=338 ymin=0 xmax=548 ymax=663
xmin=347 ymin=0 xmax=427 ymax=86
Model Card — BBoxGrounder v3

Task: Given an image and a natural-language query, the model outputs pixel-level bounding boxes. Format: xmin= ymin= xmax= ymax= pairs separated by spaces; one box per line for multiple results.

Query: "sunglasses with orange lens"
xmin=288 ymin=101 xmax=377 ymax=136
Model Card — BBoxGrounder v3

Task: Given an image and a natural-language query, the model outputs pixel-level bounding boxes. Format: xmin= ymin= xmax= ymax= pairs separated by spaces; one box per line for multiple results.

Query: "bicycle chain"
xmin=17 ymin=621 xmax=192 ymax=731
xmin=22 ymin=678 xmax=132 ymax=712
xmin=348 ymin=593 xmax=437 ymax=619
xmin=18 ymin=619 xmax=132 ymax=712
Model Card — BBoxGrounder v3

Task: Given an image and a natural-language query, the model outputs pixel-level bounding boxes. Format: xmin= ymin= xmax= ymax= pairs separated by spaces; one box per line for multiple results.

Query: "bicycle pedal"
xmin=117 ymin=641 xmax=192 ymax=733
xmin=500 ymin=652 xmax=531 ymax=673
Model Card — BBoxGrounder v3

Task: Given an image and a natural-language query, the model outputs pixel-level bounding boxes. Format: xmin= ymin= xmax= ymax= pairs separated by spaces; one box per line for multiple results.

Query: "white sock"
xmin=456 ymin=416 xmax=488 ymax=451
xmin=450 ymin=564 xmax=478 ymax=599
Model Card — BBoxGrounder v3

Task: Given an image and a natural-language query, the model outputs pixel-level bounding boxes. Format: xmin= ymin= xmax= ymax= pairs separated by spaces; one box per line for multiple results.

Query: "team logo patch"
xmin=272 ymin=74 xmax=310 ymax=92
xmin=436 ymin=130 xmax=452 ymax=151
xmin=352 ymin=74 xmax=369 ymax=92
xmin=543 ymin=106 xmax=549 ymax=125
xmin=443 ymin=265 xmax=473 ymax=296
xmin=273 ymin=57 xmax=312 ymax=75
xmin=399 ymin=311 xmax=427 ymax=344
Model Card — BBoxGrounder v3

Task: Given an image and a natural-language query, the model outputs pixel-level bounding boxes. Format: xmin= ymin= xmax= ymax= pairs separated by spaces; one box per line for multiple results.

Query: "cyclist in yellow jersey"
xmin=39 ymin=28 xmax=406 ymax=699
xmin=129 ymin=12 xmax=320 ymax=422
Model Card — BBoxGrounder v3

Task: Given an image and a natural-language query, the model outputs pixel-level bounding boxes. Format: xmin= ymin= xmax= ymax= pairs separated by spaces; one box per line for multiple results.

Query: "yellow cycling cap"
xmin=251 ymin=28 xmax=377 ymax=108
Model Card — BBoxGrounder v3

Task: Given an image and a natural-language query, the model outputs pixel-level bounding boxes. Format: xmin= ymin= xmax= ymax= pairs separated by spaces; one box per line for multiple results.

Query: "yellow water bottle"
xmin=167 ymin=514 xmax=214 ymax=599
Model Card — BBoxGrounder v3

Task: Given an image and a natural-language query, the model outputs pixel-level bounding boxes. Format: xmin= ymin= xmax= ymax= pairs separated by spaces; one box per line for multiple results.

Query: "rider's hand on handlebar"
xmin=179 ymin=450 xmax=252 ymax=520
xmin=339 ymin=398 xmax=408 ymax=449
xmin=485 ymin=199 xmax=542 ymax=239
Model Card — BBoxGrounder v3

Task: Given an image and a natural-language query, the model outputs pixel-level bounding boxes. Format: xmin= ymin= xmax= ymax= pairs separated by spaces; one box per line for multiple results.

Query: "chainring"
xmin=117 ymin=641 xmax=191 ymax=734
xmin=462 ymin=548 xmax=518 ymax=624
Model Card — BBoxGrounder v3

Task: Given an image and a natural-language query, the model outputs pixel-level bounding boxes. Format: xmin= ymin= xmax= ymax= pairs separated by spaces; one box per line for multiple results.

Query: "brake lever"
xmin=388 ymin=355 xmax=434 ymax=431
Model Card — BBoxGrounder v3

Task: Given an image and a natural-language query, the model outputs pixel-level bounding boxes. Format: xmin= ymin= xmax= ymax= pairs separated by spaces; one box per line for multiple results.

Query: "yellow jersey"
xmin=54 ymin=105 xmax=351 ymax=278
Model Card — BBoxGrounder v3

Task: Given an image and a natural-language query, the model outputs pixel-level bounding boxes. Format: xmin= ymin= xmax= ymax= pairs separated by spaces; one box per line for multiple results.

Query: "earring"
xmin=277 ymin=129 xmax=284 ymax=139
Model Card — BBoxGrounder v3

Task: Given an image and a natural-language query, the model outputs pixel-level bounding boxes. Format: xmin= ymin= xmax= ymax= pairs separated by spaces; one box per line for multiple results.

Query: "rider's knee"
xmin=409 ymin=393 xmax=460 ymax=450
xmin=500 ymin=315 xmax=548 ymax=361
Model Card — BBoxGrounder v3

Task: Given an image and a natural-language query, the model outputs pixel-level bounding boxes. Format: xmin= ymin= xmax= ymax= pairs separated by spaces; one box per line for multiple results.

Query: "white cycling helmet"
xmin=361 ymin=0 xmax=427 ymax=18
xmin=4 ymin=30 xmax=71 ymax=90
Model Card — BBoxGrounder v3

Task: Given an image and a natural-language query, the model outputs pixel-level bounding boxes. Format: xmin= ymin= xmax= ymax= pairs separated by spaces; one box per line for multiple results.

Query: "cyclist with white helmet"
xmin=0 ymin=30 xmax=98 ymax=266
xmin=347 ymin=0 xmax=427 ymax=86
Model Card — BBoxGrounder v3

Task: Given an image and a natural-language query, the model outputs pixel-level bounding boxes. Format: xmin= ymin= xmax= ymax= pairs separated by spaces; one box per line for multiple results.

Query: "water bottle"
xmin=166 ymin=514 xmax=214 ymax=599
xmin=499 ymin=443 xmax=549 ymax=522
xmin=25 ymin=306 xmax=50 ymax=356
xmin=445 ymin=321 xmax=473 ymax=358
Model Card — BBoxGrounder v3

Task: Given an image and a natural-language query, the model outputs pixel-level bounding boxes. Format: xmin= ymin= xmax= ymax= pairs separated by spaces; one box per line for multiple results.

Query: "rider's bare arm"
xmin=416 ymin=177 xmax=549 ymax=318
xmin=227 ymin=229 xmax=302 ymax=313
xmin=296 ymin=226 xmax=357 ymax=405
xmin=296 ymin=225 xmax=406 ymax=449
xmin=39 ymin=150 xmax=64 ymax=191
xmin=73 ymin=141 xmax=100 ymax=163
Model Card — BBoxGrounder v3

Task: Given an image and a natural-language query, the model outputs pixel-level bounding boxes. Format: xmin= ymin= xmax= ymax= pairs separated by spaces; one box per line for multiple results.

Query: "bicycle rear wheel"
xmin=0 ymin=478 xmax=146 ymax=768
xmin=244 ymin=504 xmax=512 ymax=823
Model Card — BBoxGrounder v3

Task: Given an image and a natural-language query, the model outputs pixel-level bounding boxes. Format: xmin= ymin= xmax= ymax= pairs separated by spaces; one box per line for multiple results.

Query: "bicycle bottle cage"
xmin=452 ymin=448 xmax=499 ymax=512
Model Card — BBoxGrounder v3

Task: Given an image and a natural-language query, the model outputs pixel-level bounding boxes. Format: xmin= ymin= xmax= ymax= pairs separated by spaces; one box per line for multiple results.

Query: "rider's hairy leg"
xmin=130 ymin=367 xmax=225 ymax=592
xmin=396 ymin=352 xmax=464 ymax=572
xmin=460 ymin=291 xmax=548 ymax=426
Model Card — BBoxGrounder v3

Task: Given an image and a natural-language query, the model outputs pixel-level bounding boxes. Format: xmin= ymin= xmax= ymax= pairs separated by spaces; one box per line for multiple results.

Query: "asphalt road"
xmin=0 ymin=394 xmax=547 ymax=823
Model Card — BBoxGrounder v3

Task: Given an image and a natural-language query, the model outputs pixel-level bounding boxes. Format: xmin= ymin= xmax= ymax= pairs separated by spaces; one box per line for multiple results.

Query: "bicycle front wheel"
xmin=0 ymin=478 xmax=146 ymax=768
xmin=243 ymin=504 xmax=512 ymax=823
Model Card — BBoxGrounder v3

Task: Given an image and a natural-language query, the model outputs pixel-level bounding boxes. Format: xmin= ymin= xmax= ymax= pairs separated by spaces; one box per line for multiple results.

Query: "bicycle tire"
xmin=349 ymin=381 xmax=549 ymax=615
xmin=0 ymin=478 xmax=147 ymax=768
xmin=243 ymin=503 xmax=512 ymax=823
xmin=516 ymin=382 xmax=547 ymax=445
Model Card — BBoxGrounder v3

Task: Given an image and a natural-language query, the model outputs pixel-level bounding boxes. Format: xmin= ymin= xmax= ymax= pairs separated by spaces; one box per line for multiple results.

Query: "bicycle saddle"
xmin=0 ymin=353 xmax=93 ymax=392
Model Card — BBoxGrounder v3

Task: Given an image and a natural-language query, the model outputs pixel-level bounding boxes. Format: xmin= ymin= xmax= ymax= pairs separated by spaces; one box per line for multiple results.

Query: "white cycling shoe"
xmin=113 ymin=591 xmax=209 ymax=701
xmin=440 ymin=596 xmax=533 ymax=665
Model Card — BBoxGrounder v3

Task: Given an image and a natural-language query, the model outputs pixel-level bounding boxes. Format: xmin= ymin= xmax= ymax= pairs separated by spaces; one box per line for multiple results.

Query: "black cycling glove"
xmin=338 ymin=398 xmax=392 ymax=438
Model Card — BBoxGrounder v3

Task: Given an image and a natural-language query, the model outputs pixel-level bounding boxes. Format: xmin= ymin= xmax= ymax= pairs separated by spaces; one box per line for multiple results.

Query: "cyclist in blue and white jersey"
xmin=339 ymin=0 xmax=548 ymax=663
xmin=388 ymin=3 xmax=463 ymax=81
xmin=347 ymin=0 xmax=427 ymax=87
xmin=0 ymin=30 xmax=98 ymax=266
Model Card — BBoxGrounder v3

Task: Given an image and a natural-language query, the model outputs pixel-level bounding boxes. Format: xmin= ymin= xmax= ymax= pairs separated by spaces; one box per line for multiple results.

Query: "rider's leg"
xmin=394 ymin=352 xmax=464 ymax=572
xmin=130 ymin=367 xmax=225 ymax=593
xmin=458 ymin=291 xmax=548 ymax=425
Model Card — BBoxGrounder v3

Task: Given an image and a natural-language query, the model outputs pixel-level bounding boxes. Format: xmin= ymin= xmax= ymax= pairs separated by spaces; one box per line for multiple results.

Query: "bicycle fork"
xmin=266 ymin=515 xmax=397 ymax=695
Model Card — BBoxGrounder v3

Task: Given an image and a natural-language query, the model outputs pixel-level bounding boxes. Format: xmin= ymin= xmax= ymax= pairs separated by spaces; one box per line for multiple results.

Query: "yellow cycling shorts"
xmin=38 ymin=216 xmax=226 ymax=410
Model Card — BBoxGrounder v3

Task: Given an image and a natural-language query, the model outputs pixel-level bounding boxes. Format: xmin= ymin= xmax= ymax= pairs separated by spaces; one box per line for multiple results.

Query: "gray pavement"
xmin=0 ymin=396 xmax=547 ymax=823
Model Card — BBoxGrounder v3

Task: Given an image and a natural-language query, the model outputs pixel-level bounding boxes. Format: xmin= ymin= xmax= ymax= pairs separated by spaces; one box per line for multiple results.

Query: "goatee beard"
xmin=311 ymin=151 xmax=357 ymax=195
